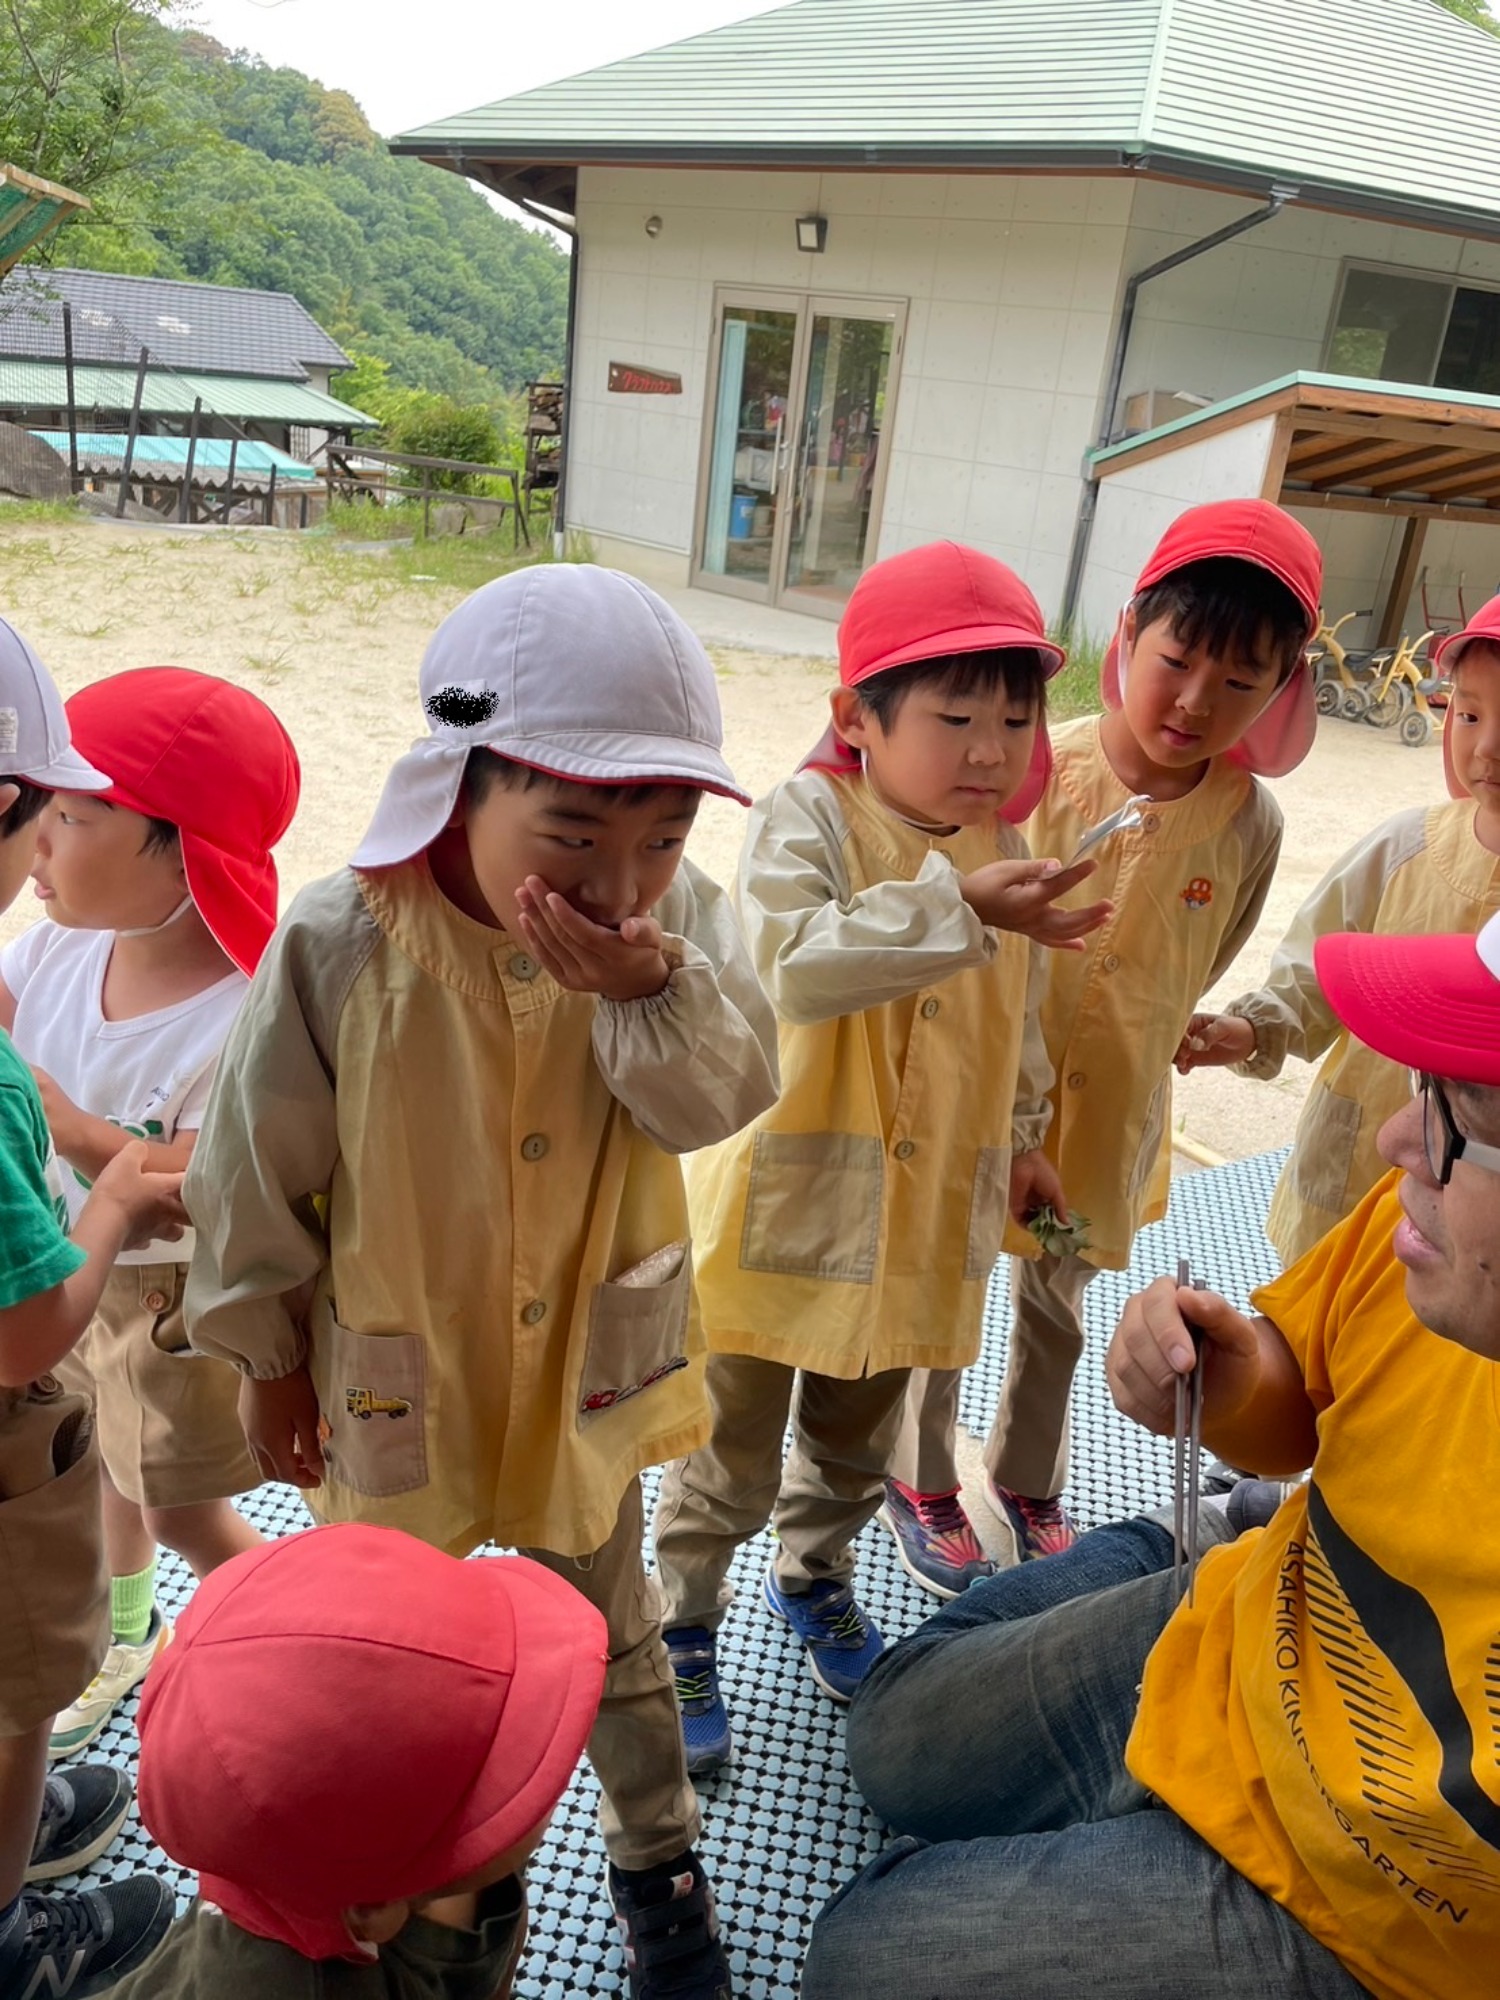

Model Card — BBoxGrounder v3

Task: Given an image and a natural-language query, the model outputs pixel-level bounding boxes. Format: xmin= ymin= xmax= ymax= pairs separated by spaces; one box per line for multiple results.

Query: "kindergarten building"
xmin=398 ymin=0 xmax=1500 ymax=646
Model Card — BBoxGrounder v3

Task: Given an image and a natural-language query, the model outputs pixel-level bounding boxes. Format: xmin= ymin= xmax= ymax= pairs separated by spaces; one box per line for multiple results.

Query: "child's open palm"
xmin=960 ymin=857 xmax=1111 ymax=950
xmin=515 ymin=876 xmax=673 ymax=1002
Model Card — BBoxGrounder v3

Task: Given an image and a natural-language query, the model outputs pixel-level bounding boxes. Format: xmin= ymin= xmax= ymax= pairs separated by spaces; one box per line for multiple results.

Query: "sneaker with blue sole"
xmin=877 ymin=1478 xmax=997 ymax=1599
xmin=663 ymin=1626 xmax=731 ymax=1774
xmin=761 ymin=1567 xmax=884 ymax=1702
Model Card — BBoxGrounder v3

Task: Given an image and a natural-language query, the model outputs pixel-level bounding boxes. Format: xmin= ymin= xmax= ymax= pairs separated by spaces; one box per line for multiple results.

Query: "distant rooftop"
xmin=0 ymin=268 xmax=349 ymax=381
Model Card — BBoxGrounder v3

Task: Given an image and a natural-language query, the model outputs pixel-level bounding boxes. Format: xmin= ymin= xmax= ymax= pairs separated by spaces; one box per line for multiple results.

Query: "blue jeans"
xmin=802 ymin=1518 xmax=1372 ymax=2000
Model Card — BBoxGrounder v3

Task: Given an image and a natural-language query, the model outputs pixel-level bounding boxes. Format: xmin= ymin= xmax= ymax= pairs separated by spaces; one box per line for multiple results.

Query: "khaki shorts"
xmin=0 ymin=1379 xmax=109 ymax=1735
xmin=56 ymin=1262 xmax=260 ymax=1512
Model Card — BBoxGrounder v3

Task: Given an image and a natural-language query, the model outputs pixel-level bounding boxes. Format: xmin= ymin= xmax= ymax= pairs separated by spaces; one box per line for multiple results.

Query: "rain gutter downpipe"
xmin=1058 ymin=183 xmax=1298 ymax=632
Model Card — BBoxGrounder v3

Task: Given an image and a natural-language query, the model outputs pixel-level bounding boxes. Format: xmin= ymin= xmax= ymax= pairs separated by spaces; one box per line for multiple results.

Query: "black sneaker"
xmin=25 ymin=1766 xmax=134 ymax=1884
xmin=609 ymin=1848 xmax=731 ymax=1999
xmin=3 ymin=1878 xmax=174 ymax=1998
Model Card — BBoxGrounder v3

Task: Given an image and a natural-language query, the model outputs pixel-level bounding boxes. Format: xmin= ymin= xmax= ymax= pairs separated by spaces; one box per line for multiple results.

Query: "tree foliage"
xmin=1433 ymin=0 xmax=1500 ymax=31
xmin=2 ymin=6 xmax=569 ymax=402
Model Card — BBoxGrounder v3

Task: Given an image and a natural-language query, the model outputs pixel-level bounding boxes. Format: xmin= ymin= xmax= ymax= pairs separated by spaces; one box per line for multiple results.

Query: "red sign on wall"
xmin=608 ymin=362 xmax=683 ymax=395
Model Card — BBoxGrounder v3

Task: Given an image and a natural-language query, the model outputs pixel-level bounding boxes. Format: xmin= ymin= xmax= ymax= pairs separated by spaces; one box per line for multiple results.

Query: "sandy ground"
xmin=0 ymin=517 xmax=1448 ymax=1161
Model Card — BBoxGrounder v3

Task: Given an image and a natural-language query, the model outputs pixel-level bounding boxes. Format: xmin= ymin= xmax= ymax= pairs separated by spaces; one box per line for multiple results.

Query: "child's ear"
xmin=344 ymin=1899 xmax=411 ymax=1947
xmin=1122 ymin=604 xmax=1138 ymax=650
xmin=829 ymin=686 xmax=873 ymax=751
xmin=0 ymin=782 xmax=18 ymax=820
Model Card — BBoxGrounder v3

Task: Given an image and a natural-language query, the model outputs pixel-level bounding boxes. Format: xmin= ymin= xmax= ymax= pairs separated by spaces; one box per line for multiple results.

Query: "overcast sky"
xmin=185 ymin=0 xmax=789 ymax=141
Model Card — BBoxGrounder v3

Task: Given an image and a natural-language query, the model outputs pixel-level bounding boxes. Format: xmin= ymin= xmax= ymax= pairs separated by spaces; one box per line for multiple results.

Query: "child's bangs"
xmin=1137 ymin=558 xmax=1308 ymax=682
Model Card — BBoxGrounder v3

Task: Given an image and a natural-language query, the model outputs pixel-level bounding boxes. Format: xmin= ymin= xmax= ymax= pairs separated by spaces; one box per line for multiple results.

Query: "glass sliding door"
xmin=694 ymin=289 xmax=904 ymax=617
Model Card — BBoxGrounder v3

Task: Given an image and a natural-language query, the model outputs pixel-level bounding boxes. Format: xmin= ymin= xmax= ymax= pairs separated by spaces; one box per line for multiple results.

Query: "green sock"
xmin=110 ymin=1560 xmax=156 ymax=1647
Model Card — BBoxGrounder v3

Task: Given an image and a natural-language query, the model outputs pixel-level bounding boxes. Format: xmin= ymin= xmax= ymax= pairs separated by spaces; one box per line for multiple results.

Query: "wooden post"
xmin=264 ymin=464 xmax=277 ymax=527
xmin=115 ymin=345 xmax=150 ymax=518
xmin=61 ymin=303 xmax=79 ymax=494
xmin=422 ymin=471 xmax=431 ymax=538
xmin=221 ymin=437 xmax=238 ymax=524
xmin=178 ymin=397 xmax=202 ymax=524
xmin=1378 ymin=515 xmax=1429 ymax=649
xmin=299 ymin=490 xmax=308 ymax=530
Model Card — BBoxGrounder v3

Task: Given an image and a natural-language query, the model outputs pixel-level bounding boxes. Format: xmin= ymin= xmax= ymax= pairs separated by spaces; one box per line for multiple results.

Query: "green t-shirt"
xmin=110 ymin=1879 xmax=526 ymax=2000
xmin=0 ymin=1029 xmax=84 ymax=1313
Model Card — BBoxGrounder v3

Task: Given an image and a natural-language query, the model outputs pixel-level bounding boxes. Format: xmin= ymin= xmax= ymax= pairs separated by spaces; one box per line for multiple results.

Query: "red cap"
xmin=136 ymin=1525 xmax=607 ymax=1963
xmin=1434 ymin=595 xmax=1500 ymax=802
xmin=1102 ymin=500 xmax=1323 ymax=779
xmin=64 ymin=669 xmax=300 ymax=976
xmin=1314 ymin=911 xmax=1500 ymax=1089
xmin=804 ymin=543 xmax=1066 ymax=823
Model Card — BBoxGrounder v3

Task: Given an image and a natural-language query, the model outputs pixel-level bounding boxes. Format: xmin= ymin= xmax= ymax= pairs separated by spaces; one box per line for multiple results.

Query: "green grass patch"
xmin=0 ymin=498 xmax=84 ymax=529
xmin=1047 ymin=623 xmax=1106 ymax=721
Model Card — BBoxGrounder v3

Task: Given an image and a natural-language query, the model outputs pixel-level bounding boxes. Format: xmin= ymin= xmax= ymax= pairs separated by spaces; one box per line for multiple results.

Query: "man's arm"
xmin=1106 ymin=1274 xmax=1320 ymax=1477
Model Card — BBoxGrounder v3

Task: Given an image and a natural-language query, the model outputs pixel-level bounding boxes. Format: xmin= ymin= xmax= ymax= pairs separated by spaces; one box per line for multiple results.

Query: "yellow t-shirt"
xmin=1128 ymin=1173 xmax=1500 ymax=2000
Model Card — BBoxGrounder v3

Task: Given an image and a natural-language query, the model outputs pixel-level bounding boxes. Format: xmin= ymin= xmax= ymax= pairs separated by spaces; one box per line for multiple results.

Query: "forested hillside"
xmin=2 ymin=7 xmax=568 ymax=406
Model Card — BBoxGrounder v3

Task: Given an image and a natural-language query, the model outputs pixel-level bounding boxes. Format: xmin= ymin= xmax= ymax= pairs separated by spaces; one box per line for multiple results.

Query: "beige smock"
xmin=1225 ymin=799 xmax=1500 ymax=1266
xmin=183 ymin=855 xmax=779 ymax=1558
xmin=1024 ymin=716 xmax=1283 ymax=1269
xmin=687 ymin=768 xmax=1051 ymax=1379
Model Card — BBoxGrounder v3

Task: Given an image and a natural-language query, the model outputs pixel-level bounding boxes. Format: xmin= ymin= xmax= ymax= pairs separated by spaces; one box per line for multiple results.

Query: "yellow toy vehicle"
xmin=345 ymin=1387 xmax=414 ymax=1421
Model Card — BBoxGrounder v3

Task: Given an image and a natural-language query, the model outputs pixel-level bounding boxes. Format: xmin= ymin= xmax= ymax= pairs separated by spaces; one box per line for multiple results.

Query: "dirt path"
xmin=0 ymin=518 xmax=1447 ymax=1160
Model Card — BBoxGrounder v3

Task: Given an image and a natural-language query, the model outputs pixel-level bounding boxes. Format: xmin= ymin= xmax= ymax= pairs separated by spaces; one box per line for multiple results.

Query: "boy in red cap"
xmin=106 ymin=1522 xmax=608 ymax=1996
xmin=897 ymin=498 xmax=1321 ymax=1561
xmin=0 ymin=666 xmax=300 ymax=1757
xmin=0 ymin=618 xmax=187 ymax=2000
xmin=652 ymin=541 xmax=1109 ymax=1762
xmin=183 ymin=566 xmax=779 ymax=2000
xmin=1179 ymin=594 xmax=1500 ymax=1265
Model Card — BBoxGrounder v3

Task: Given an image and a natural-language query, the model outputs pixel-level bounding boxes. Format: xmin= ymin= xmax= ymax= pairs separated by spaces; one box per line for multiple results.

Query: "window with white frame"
xmin=1327 ymin=264 xmax=1500 ymax=397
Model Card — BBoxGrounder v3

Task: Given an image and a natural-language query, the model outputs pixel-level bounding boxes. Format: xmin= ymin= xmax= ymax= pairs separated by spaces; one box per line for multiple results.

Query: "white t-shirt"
xmin=1 ymin=922 xmax=247 ymax=1264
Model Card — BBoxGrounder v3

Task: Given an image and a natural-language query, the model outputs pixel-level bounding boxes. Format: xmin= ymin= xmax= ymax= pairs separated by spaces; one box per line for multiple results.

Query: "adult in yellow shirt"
xmin=804 ymin=911 xmax=1500 ymax=2000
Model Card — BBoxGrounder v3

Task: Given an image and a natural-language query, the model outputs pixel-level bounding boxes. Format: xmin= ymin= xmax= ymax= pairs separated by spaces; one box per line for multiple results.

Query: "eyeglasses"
xmin=1409 ymin=1071 xmax=1500 ymax=1185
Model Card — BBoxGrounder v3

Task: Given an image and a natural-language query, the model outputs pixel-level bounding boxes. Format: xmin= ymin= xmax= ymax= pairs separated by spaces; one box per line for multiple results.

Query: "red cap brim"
xmin=1314 ymin=929 xmax=1500 ymax=1087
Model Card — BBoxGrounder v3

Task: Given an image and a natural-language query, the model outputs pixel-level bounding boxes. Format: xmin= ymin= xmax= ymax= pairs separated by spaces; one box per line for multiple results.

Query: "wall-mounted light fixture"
xmin=644 ymin=214 xmax=663 ymax=237
xmin=795 ymin=214 xmax=828 ymax=253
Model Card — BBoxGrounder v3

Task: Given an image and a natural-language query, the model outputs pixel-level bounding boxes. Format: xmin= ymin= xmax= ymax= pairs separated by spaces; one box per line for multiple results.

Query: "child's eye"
xmin=551 ymin=836 xmax=591 ymax=851
xmin=647 ymin=837 xmax=686 ymax=852
xmin=1004 ymin=715 xmax=1033 ymax=730
xmin=1226 ymin=678 xmax=1258 ymax=694
xmin=1454 ymin=708 xmax=1478 ymax=725
xmin=937 ymin=713 xmax=971 ymax=728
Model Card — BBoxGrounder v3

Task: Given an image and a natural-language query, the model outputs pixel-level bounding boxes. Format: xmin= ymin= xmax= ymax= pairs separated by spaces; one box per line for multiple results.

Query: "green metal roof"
xmin=396 ymin=0 xmax=1500 ymax=236
xmin=0 ymin=361 xmax=374 ymax=428
xmin=0 ymin=165 xmax=87 ymax=279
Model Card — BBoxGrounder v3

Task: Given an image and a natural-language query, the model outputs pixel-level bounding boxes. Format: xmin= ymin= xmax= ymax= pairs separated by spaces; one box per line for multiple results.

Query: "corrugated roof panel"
xmin=0 ymin=166 xmax=86 ymax=279
xmin=28 ymin=430 xmax=319 ymax=481
xmin=399 ymin=0 xmax=1161 ymax=148
xmin=0 ymin=361 xmax=373 ymax=427
xmin=1151 ymin=0 xmax=1500 ymax=216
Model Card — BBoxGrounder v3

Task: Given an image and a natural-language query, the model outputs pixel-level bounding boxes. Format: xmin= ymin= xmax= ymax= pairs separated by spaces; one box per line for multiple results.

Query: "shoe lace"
xmin=673 ymin=1670 xmax=713 ymax=1704
xmin=1017 ymin=1493 xmax=1069 ymax=1533
xmin=818 ymin=1594 xmax=869 ymax=1646
xmin=20 ymin=1889 xmax=106 ymax=1965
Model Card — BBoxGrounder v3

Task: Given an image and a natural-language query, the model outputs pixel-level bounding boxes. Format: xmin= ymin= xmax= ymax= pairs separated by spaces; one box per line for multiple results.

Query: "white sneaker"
xmin=48 ymin=1609 xmax=170 ymax=1762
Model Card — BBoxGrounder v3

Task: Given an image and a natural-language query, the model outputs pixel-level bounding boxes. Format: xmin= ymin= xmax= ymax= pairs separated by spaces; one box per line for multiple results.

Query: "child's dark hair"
xmin=460 ymin=749 xmax=700 ymax=813
xmin=0 ymin=779 xmax=48 ymax=842
xmin=1133 ymin=558 xmax=1309 ymax=684
xmin=852 ymin=648 xmax=1049 ymax=732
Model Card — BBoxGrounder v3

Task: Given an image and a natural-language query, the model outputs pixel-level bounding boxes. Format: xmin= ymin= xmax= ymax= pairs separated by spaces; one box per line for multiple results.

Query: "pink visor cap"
xmin=1102 ymin=500 xmax=1323 ymax=779
xmin=354 ymin=565 xmax=749 ymax=868
xmin=1315 ymin=909 xmax=1500 ymax=1090
xmin=801 ymin=542 xmax=1067 ymax=825
xmin=1433 ymin=595 xmax=1500 ymax=802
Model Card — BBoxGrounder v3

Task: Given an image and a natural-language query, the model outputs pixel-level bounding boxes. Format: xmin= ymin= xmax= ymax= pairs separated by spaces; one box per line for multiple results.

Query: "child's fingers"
xmin=619 ymin=914 xmax=664 ymax=953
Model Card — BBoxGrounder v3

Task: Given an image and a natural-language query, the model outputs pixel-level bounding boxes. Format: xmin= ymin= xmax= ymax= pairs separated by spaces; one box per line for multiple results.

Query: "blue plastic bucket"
xmin=729 ymin=493 xmax=757 ymax=538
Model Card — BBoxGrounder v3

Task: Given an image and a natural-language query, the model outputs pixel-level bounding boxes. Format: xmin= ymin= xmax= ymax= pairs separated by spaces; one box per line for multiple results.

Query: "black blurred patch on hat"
xmin=426 ymin=687 xmax=499 ymax=729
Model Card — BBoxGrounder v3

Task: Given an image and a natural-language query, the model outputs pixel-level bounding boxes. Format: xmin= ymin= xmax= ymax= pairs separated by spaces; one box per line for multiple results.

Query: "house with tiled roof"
xmin=0 ymin=266 xmax=373 ymax=459
xmin=396 ymin=0 xmax=1500 ymax=645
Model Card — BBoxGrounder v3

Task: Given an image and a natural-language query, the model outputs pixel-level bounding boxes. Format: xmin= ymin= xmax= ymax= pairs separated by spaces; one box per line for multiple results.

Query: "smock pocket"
xmin=579 ymin=1243 xmax=692 ymax=1427
xmin=321 ymin=1318 xmax=427 ymax=1498
xmin=1291 ymin=1088 xmax=1362 ymax=1217
xmin=964 ymin=1145 xmax=1014 ymax=1281
xmin=1127 ymin=1075 xmax=1171 ymax=1203
xmin=739 ymin=1131 xmax=882 ymax=1282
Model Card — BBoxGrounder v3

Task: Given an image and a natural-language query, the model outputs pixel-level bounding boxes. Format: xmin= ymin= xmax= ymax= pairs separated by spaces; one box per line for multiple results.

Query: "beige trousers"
xmin=653 ymin=1352 xmax=910 ymax=1629
xmin=897 ymin=1250 xmax=1096 ymax=1502
xmin=522 ymin=1476 xmax=698 ymax=1872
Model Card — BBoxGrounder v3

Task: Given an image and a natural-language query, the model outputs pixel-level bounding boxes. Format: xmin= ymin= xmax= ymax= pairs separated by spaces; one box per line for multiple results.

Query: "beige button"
xmin=894 ymin=1139 xmax=916 ymax=1160
xmin=520 ymin=1133 xmax=549 ymax=1163
xmin=1102 ymin=953 xmax=1120 ymax=973
xmin=521 ymin=1299 xmax=547 ymax=1325
xmin=920 ymin=997 xmax=940 ymax=1019
xmin=142 ymin=1289 xmax=169 ymax=1313
xmin=1141 ymin=812 xmax=1160 ymax=833
xmin=508 ymin=952 xmax=539 ymax=980
xmin=1067 ymin=1071 xmax=1087 ymax=1090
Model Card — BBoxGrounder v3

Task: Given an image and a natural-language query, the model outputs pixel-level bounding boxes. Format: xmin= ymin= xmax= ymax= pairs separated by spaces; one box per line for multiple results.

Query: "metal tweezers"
xmin=1172 ymin=1256 xmax=1206 ymax=1606
xmin=1066 ymin=794 xmax=1150 ymax=866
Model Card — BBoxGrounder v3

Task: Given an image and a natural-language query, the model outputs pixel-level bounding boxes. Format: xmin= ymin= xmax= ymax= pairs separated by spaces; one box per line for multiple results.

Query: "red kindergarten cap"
xmin=135 ymin=1525 xmax=607 ymax=1964
xmin=64 ymin=667 xmax=299 ymax=976
xmin=804 ymin=542 xmax=1066 ymax=823
xmin=1433 ymin=594 xmax=1500 ymax=802
xmin=1102 ymin=499 xmax=1323 ymax=778
xmin=1315 ymin=910 xmax=1500 ymax=1089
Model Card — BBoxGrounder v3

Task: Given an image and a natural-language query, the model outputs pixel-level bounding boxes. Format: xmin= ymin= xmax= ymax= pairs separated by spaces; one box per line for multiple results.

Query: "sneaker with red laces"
xmin=987 ymin=1477 xmax=1077 ymax=1560
xmin=877 ymin=1479 xmax=997 ymax=1599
